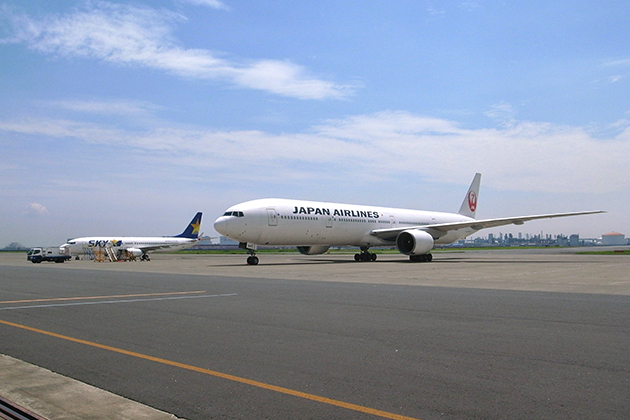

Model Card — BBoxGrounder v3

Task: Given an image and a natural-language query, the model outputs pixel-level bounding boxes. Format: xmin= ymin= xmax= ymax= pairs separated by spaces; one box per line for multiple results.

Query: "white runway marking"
xmin=0 ymin=293 xmax=238 ymax=311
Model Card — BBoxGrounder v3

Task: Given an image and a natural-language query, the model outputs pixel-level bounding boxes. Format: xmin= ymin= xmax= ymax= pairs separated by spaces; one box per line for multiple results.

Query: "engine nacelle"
xmin=296 ymin=245 xmax=331 ymax=255
xmin=396 ymin=230 xmax=434 ymax=255
xmin=125 ymin=248 xmax=144 ymax=257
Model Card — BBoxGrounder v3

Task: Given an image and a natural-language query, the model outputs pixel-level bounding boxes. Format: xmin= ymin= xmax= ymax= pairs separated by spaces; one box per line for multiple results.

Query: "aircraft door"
xmin=266 ymin=208 xmax=278 ymax=226
xmin=389 ymin=215 xmax=397 ymax=227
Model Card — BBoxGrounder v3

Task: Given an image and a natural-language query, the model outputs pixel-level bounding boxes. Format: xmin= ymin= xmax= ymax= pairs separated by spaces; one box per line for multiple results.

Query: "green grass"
xmin=576 ymin=250 xmax=630 ymax=255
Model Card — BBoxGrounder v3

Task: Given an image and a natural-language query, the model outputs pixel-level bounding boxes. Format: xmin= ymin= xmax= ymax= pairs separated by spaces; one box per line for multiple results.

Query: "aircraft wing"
xmin=132 ymin=239 xmax=199 ymax=252
xmin=133 ymin=244 xmax=172 ymax=252
xmin=369 ymin=210 xmax=605 ymax=241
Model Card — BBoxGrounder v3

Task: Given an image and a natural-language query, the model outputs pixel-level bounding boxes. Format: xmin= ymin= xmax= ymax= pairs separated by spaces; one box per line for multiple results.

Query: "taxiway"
xmin=0 ymin=250 xmax=629 ymax=419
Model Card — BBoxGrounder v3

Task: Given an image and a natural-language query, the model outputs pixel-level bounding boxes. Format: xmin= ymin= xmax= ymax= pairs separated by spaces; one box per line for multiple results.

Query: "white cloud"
xmin=24 ymin=202 xmax=48 ymax=216
xmin=2 ymin=110 xmax=629 ymax=194
xmin=180 ymin=0 xmax=230 ymax=10
xmin=233 ymin=60 xmax=355 ymax=100
xmin=48 ymin=99 xmax=163 ymax=117
xmin=2 ymin=2 xmax=352 ymax=100
xmin=608 ymin=75 xmax=623 ymax=83
xmin=603 ymin=58 xmax=630 ymax=67
xmin=484 ymin=102 xmax=517 ymax=127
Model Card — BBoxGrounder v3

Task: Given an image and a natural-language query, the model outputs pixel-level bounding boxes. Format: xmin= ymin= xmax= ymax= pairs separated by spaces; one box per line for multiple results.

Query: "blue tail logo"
xmin=175 ymin=212 xmax=203 ymax=238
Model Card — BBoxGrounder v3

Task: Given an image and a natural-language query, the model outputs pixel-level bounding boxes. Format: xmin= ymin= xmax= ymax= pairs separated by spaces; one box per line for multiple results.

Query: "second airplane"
xmin=213 ymin=174 xmax=604 ymax=265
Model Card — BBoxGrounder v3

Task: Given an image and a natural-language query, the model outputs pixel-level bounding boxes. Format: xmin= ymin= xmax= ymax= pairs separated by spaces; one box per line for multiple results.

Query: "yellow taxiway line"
xmin=0 ymin=318 xmax=422 ymax=420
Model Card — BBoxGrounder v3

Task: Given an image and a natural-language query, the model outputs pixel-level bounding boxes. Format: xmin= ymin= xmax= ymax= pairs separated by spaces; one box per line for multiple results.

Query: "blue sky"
xmin=1 ymin=0 xmax=628 ymax=246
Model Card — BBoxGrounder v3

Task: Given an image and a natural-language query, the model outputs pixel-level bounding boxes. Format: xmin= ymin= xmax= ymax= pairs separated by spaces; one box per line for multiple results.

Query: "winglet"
xmin=175 ymin=212 xmax=203 ymax=238
xmin=458 ymin=173 xmax=481 ymax=219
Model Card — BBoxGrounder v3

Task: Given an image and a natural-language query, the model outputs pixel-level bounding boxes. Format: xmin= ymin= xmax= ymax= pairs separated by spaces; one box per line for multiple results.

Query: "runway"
xmin=0 ymin=251 xmax=629 ymax=419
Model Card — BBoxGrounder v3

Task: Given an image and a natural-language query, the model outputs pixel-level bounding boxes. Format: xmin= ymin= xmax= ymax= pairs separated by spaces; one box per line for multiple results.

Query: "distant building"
xmin=601 ymin=232 xmax=626 ymax=246
xmin=219 ymin=236 xmax=239 ymax=245
xmin=2 ymin=242 xmax=28 ymax=251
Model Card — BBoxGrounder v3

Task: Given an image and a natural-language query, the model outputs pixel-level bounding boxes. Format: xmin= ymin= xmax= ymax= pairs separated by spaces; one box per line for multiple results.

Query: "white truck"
xmin=27 ymin=247 xmax=72 ymax=263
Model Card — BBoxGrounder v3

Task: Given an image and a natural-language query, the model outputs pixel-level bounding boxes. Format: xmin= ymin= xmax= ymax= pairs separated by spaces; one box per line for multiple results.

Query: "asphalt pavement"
xmin=0 ymin=251 xmax=629 ymax=419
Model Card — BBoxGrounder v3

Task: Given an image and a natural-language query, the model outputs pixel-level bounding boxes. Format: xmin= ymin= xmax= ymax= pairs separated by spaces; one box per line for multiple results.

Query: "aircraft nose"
xmin=213 ymin=217 xmax=228 ymax=235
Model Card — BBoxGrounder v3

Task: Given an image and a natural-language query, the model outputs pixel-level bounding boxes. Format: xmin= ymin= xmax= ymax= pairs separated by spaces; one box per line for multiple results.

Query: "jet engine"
xmin=396 ymin=230 xmax=434 ymax=255
xmin=296 ymin=245 xmax=331 ymax=255
xmin=125 ymin=248 xmax=144 ymax=258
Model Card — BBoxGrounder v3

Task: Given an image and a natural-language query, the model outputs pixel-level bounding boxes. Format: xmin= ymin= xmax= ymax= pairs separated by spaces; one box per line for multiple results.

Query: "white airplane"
xmin=213 ymin=174 xmax=604 ymax=265
xmin=63 ymin=212 xmax=202 ymax=260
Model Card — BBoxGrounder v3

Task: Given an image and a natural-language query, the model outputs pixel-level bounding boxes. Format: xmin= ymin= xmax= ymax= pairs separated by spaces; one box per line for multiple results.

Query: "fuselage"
xmin=213 ymin=198 xmax=476 ymax=248
xmin=64 ymin=236 xmax=198 ymax=255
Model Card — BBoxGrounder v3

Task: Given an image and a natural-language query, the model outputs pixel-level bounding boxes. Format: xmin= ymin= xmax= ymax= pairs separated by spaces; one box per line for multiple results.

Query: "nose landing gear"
xmin=239 ymin=242 xmax=260 ymax=265
xmin=246 ymin=253 xmax=259 ymax=265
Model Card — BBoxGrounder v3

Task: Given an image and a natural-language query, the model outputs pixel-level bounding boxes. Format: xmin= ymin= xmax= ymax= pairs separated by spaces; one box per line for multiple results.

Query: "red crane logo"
xmin=468 ymin=191 xmax=477 ymax=213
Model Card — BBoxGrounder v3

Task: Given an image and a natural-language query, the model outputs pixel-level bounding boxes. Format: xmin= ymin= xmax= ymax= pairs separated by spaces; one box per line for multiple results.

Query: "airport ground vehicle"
xmin=27 ymin=247 xmax=72 ymax=263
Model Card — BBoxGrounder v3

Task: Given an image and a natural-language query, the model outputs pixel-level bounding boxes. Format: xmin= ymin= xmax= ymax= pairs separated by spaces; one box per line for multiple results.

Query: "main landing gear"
xmin=354 ymin=247 xmax=377 ymax=262
xmin=246 ymin=251 xmax=259 ymax=265
xmin=409 ymin=254 xmax=433 ymax=262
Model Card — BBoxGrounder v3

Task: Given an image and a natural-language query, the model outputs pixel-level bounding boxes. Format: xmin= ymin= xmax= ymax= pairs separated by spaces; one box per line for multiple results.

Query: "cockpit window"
xmin=223 ymin=211 xmax=244 ymax=217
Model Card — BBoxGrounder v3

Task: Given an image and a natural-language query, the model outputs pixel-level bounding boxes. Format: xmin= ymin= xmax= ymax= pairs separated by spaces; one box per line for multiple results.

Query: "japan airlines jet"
xmin=213 ymin=174 xmax=604 ymax=265
xmin=63 ymin=212 xmax=202 ymax=261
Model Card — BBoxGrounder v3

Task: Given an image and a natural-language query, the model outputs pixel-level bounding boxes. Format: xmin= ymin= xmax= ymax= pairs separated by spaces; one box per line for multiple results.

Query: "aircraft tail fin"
xmin=175 ymin=212 xmax=203 ymax=238
xmin=458 ymin=173 xmax=481 ymax=219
